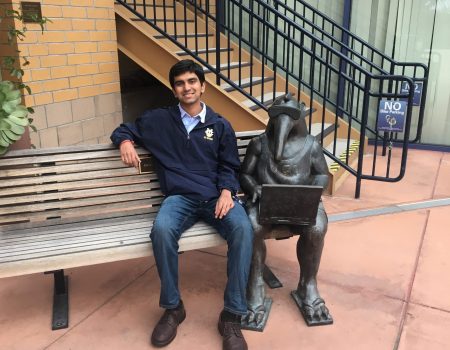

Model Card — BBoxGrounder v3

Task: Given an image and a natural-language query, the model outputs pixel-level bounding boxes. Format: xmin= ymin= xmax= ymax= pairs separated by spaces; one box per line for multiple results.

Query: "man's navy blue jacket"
xmin=111 ymin=105 xmax=241 ymax=201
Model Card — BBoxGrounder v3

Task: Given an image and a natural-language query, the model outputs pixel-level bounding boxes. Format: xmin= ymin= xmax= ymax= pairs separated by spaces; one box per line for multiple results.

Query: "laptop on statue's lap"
xmin=258 ymin=184 xmax=322 ymax=225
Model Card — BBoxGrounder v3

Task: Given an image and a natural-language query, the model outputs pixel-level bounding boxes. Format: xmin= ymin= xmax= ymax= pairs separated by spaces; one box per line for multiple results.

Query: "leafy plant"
xmin=0 ymin=81 xmax=30 ymax=154
xmin=0 ymin=5 xmax=50 ymax=154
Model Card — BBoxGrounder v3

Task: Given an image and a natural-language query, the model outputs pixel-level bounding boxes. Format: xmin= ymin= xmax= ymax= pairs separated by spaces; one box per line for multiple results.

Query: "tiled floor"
xmin=1 ymin=149 xmax=449 ymax=350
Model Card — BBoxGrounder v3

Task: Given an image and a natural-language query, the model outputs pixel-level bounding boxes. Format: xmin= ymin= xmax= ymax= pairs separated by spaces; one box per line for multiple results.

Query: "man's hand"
xmin=120 ymin=141 xmax=140 ymax=168
xmin=215 ymin=189 xmax=235 ymax=219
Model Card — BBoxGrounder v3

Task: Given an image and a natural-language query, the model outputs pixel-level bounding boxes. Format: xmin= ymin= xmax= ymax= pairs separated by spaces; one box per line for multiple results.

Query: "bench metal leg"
xmin=45 ymin=270 xmax=69 ymax=330
xmin=263 ymin=264 xmax=283 ymax=289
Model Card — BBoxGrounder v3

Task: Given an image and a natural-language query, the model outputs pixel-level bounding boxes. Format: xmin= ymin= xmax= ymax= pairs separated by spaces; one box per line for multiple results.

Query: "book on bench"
xmin=258 ymin=184 xmax=322 ymax=226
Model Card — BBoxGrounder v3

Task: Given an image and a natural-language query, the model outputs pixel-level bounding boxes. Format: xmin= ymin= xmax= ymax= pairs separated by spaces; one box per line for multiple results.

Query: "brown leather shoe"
xmin=151 ymin=301 xmax=186 ymax=347
xmin=218 ymin=310 xmax=248 ymax=350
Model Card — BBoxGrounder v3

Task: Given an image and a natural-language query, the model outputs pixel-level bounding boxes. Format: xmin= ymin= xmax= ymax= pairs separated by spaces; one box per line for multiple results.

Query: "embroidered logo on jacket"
xmin=204 ymin=128 xmax=214 ymax=141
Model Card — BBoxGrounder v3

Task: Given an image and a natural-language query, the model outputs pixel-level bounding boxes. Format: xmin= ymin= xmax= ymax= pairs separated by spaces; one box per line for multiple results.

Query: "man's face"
xmin=172 ymin=71 xmax=205 ymax=107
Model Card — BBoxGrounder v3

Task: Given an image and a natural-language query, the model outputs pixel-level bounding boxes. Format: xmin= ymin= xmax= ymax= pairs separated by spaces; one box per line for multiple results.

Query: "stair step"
xmin=130 ymin=4 xmax=175 ymax=8
xmin=221 ymin=77 xmax=275 ymax=92
xmin=310 ymin=123 xmax=331 ymax=137
xmin=326 ymin=139 xmax=360 ymax=169
xmin=154 ymin=33 xmax=214 ymax=39
xmin=203 ymin=62 xmax=252 ymax=73
xmin=243 ymin=93 xmax=321 ymax=122
xmin=176 ymin=47 xmax=233 ymax=56
xmin=242 ymin=92 xmax=285 ymax=110
xmin=313 ymin=122 xmax=338 ymax=142
xmin=132 ymin=18 xmax=194 ymax=23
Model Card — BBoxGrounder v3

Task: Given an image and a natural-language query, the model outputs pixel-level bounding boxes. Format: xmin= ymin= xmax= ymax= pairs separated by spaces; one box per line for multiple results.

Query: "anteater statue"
xmin=240 ymin=93 xmax=333 ymax=329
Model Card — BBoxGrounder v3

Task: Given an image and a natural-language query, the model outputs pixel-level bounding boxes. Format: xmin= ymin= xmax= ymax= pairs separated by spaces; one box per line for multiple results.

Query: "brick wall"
xmin=6 ymin=0 xmax=123 ymax=148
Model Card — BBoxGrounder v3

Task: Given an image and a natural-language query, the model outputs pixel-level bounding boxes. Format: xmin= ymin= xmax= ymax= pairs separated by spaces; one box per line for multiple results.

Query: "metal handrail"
xmin=276 ymin=0 xmax=424 ymax=73
xmin=276 ymin=0 xmax=429 ymax=143
xmin=116 ymin=0 xmax=427 ymax=197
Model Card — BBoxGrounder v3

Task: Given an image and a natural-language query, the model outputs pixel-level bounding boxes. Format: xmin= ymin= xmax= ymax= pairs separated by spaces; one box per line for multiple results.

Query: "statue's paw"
xmin=245 ymin=305 xmax=266 ymax=326
xmin=301 ymin=298 xmax=332 ymax=325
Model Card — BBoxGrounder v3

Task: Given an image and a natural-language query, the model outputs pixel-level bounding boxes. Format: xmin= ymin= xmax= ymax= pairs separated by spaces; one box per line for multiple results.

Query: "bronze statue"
xmin=240 ymin=93 xmax=333 ymax=328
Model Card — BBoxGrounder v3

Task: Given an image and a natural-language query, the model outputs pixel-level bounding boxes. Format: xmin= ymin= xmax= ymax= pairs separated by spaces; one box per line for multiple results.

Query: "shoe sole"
xmin=151 ymin=312 xmax=186 ymax=347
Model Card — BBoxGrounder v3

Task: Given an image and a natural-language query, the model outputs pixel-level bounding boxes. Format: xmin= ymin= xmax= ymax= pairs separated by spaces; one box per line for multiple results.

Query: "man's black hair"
xmin=169 ymin=59 xmax=205 ymax=88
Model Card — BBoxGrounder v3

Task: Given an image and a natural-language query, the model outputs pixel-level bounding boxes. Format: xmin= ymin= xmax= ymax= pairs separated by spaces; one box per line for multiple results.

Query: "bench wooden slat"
xmin=236 ymin=130 xmax=264 ymax=138
xmin=0 ymin=232 xmax=226 ymax=279
xmin=0 ymin=143 xmax=118 ymax=158
xmin=0 ymin=224 xmax=218 ymax=262
xmin=0 ymin=173 xmax=156 ymax=197
xmin=1 ymin=216 xmax=155 ymax=244
xmin=238 ymin=148 xmax=249 ymax=156
xmin=0 ymin=168 xmax=152 ymax=188
xmin=0 ymin=223 xmax=216 ymax=258
xmin=0 ymin=182 xmax=161 ymax=206
xmin=1 ymin=211 xmax=154 ymax=234
xmin=0 ymin=203 xmax=159 ymax=225
xmin=0 ymin=190 xmax=163 ymax=216
xmin=1 ymin=159 xmax=128 ymax=177
xmin=0 ymin=198 xmax=160 ymax=224
xmin=237 ymin=139 xmax=252 ymax=147
xmin=0 ymin=228 xmax=151 ymax=257
xmin=0 ymin=148 xmax=150 ymax=167
xmin=1 ymin=220 xmax=215 ymax=249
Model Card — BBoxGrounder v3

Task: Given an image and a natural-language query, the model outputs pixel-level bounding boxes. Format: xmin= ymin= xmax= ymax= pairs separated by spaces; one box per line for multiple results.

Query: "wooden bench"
xmin=0 ymin=130 xmax=261 ymax=330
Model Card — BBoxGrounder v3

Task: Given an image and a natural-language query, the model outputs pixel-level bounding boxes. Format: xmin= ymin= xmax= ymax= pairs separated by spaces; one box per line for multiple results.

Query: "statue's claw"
xmin=244 ymin=304 xmax=266 ymax=327
xmin=300 ymin=298 xmax=333 ymax=326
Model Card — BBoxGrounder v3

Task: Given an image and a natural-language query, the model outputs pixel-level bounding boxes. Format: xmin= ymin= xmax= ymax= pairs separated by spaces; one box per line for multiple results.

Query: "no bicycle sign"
xmin=377 ymin=100 xmax=407 ymax=133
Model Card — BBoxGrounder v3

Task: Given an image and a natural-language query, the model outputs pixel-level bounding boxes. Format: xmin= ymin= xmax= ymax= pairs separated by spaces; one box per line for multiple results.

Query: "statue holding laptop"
xmin=240 ymin=93 xmax=333 ymax=328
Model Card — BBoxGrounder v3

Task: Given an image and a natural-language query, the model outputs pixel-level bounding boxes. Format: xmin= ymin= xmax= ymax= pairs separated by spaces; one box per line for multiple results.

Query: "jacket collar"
xmin=169 ymin=104 xmax=219 ymax=127
xmin=178 ymin=102 xmax=206 ymax=123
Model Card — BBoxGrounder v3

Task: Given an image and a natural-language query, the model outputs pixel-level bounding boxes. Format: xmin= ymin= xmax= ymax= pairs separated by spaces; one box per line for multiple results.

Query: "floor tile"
xmin=398 ymin=303 xmax=450 ymax=350
xmin=43 ymin=250 xmax=404 ymax=350
xmin=332 ymin=149 xmax=442 ymax=205
xmin=410 ymin=206 xmax=450 ymax=311
xmin=0 ymin=258 xmax=153 ymax=350
xmin=433 ymin=153 xmax=450 ymax=198
xmin=263 ymin=210 xmax=428 ymax=300
xmin=256 ymin=268 xmax=404 ymax=350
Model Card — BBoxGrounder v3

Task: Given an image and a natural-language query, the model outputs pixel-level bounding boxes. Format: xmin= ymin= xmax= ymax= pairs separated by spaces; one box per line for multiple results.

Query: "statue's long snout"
xmin=273 ymin=113 xmax=293 ymax=161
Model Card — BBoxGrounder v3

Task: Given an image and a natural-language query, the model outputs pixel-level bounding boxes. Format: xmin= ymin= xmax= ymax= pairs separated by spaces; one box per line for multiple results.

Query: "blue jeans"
xmin=150 ymin=195 xmax=253 ymax=316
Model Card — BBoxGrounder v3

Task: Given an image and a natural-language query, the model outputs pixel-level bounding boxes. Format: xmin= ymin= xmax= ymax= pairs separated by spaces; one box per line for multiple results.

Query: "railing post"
xmin=337 ymin=0 xmax=352 ymax=118
xmin=383 ymin=64 xmax=396 ymax=156
xmin=355 ymin=77 xmax=371 ymax=198
xmin=415 ymin=67 xmax=429 ymax=143
xmin=215 ymin=0 xmax=224 ymax=85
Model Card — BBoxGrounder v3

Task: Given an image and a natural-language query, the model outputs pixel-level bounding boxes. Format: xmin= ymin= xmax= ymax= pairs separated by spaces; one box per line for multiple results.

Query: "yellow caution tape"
xmin=329 ymin=140 xmax=360 ymax=174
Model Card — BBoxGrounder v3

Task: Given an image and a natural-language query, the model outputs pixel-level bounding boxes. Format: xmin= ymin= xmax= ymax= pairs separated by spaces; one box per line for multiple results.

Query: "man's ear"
xmin=201 ymin=83 xmax=205 ymax=94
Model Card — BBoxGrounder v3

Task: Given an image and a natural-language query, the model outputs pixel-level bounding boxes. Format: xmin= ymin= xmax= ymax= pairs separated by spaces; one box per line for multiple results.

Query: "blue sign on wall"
xmin=377 ymin=100 xmax=407 ymax=133
xmin=401 ymin=81 xmax=423 ymax=106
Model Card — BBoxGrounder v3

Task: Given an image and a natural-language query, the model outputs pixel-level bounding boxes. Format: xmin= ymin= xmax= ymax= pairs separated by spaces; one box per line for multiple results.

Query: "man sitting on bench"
xmin=111 ymin=60 xmax=253 ymax=350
